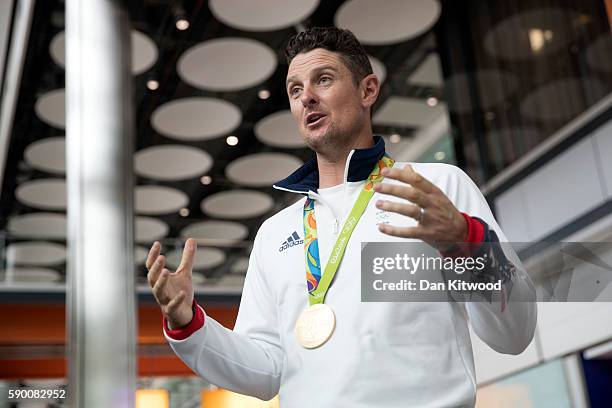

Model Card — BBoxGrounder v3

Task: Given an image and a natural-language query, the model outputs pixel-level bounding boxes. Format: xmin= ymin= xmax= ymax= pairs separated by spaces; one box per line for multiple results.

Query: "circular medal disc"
xmin=295 ymin=303 xmax=336 ymax=349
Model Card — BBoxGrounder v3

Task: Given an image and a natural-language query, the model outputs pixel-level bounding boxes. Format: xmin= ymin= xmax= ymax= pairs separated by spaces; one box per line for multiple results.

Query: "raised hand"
xmin=146 ymin=238 xmax=197 ymax=328
xmin=373 ymin=164 xmax=468 ymax=252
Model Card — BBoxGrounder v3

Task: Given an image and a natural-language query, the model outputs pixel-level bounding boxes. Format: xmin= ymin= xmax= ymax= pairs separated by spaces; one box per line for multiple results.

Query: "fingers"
xmin=146 ymin=241 xmax=161 ymax=270
xmin=147 ymin=255 xmax=165 ymax=288
xmin=376 ymin=200 xmax=421 ymax=221
xmin=378 ymin=223 xmax=422 ymax=239
xmin=178 ymin=238 xmax=197 ymax=273
xmin=381 ymin=164 xmax=439 ymax=194
xmin=166 ymin=290 xmax=186 ymax=312
xmin=152 ymin=268 xmax=171 ymax=304
xmin=374 ymin=183 xmax=430 ymax=208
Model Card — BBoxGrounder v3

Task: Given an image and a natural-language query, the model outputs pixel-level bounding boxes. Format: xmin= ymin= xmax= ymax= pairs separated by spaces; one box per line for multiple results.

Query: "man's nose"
xmin=300 ymin=85 xmax=318 ymax=107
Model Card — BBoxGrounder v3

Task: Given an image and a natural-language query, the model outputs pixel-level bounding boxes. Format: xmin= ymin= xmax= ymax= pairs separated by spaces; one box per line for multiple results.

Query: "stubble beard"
xmin=304 ymin=115 xmax=364 ymax=163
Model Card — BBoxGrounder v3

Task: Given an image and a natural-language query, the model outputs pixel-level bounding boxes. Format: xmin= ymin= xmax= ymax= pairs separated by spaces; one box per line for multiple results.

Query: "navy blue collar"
xmin=273 ymin=135 xmax=386 ymax=193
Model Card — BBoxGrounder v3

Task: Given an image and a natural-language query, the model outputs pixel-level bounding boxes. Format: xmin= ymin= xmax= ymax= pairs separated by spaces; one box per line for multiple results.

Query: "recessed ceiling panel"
xmin=8 ymin=213 xmax=67 ymax=239
xmin=373 ymin=96 xmax=447 ymax=127
xmin=368 ymin=55 xmax=386 ymax=84
xmin=131 ymin=30 xmax=158 ymax=74
xmin=6 ymin=267 xmax=62 ymax=283
xmin=209 ymin=0 xmax=319 ymax=31
xmin=135 ymin=216 xmax=169 ymax=243
xmin=226 ymin=153 xmax=302 ymax=187
xmin=407 ymin=53 xmax=443 ymax=87
xmin=34 ymin=89 xmax=65 ymax=129
xmin=151 ymin=97 xmax=241 ymax=141
xmin=6 ymin=242 xmax=67 ymax=266
xmin=16 ymin=179 xmax=66 ymax=210
xmin=192 ymin=272 xmax=207 ymax=285
xmin=213 ymin=274 xmax=246 ymax=288
xmin=231 ymin=257 xmax=250 ymax=274
xmin=254 ymin=110 xmax=305 ymax=148
xmin=178 ymin=38 xmax=277 ymax=91
xmin=335 ymin=0 xmax=440 ymax=45
xmin=134 ymin=246 xmax=149 ymax=265
xmin=135 ymin=145 xmax=213 ymax=181
xmin=166 ymin=247 xmax=226 ymax=270
xmin=201 ymin=190 xmax=274 ymax=219
xmin=135 ymin=185 xmax=189 ymax=215
xmin=50 ymin=30 xmax=158 ymax=74
xmin=181 ymin=220 xmax=248 ymax=243
xmin=24 ymin=137 xmax=66 ymax=174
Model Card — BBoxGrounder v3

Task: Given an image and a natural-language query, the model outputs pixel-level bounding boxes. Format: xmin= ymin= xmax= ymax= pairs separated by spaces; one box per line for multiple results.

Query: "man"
xmin=147 ymin=27 xmax=536 ymax=407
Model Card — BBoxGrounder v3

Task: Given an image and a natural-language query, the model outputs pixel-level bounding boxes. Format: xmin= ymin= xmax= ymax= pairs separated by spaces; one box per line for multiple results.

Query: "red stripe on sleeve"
xmin=440 ymin=213 xmax=485 ymax=258
xmin=163 ymin=300 xmax=205 ymax=340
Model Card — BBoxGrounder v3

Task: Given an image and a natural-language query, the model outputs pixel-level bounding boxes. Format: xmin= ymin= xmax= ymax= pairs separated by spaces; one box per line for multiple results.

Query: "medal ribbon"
xmin=303 ymin=155 xmax=395 ymax=306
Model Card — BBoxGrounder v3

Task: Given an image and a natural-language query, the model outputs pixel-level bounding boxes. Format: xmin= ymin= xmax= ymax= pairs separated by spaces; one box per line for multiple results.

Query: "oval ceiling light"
xmin=7 ymin=267 xmax=62 ymax=283
xmin=335 ymin=0 xmax=440 ymax=45
xmin=181 ymin=220 xmax=249 ymax=244
xmin=165 ymin=247 xmax=226 ymax=270
xmin=6 ymin=241 xmax=67 ymax=266
xmin=444 ymin=70 xmax=519 ymax=114
xmin=24 ymin=137 xmax=66 ymax=174
xmin=50 ymin=30 xmax=158 ymax=74
xmin=210 ymin=0 xmax=319 ymax=31
xmin=201 ymin=189 xmax=274 ymax=219
xmin=520 ymin=78 xmax=606 ymax=122
xmin=226 ymin=152 xmax=303 ymax=187
xmin=135 ymin=185 xmax=189 ymax=215
xmin=178 ymin=37 xmax=277 ymax=91
xmin=16 ymin=179 xmax=66 ymax=210
xmin=135 ymin=216 xmax=169 ymax=243
xmin=34 ymin=89 xmax=65 ymax=129
xmin=254 ymin=110 xmax=305 ymax=148
xmin=8 ymin=213 xmax=67 ymax=239
xmin=151 ymin=97 xmax=241 ymax=141
xmin=483 ymin=8 xmax=577 ymax=61
xmin=135 ymin=145 xmax=213 ymax=181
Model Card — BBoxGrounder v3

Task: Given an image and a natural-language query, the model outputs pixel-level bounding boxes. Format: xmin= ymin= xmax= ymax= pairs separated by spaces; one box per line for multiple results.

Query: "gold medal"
xmin=295 ymin=303 xmax=336 ymax=349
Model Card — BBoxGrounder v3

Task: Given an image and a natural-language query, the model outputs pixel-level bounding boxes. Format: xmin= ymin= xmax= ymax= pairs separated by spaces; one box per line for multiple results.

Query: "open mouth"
xmin=305 ymin=113 xmax=326 ymax=127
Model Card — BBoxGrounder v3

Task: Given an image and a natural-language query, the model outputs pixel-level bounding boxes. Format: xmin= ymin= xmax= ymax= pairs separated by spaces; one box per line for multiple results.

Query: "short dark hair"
xmin=285 ymin=27 xmax=373 ymax=84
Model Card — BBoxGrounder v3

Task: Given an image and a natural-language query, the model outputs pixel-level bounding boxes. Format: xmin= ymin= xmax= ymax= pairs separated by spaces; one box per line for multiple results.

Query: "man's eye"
xmin=290 ymin=87 xmax=301 ymax=97
xmin=319 ymin=76 xmax=331 ymax=84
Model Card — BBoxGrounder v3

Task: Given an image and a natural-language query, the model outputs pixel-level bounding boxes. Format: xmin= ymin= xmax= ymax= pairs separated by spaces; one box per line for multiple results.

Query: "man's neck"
xmin=317 ymin=135 xmax=375 ymax=189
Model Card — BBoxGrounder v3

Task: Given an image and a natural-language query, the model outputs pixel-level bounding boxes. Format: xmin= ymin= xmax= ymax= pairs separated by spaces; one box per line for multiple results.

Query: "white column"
xmin=65 ymin=0 xmax=136 ymax=407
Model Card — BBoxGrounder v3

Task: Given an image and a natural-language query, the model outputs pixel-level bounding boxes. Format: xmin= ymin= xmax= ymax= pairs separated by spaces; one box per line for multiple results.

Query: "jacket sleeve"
xmin=450 ymin=165 xmax=537 ymax=355
xmin=164 ymin=227 xmax=283 ymax=400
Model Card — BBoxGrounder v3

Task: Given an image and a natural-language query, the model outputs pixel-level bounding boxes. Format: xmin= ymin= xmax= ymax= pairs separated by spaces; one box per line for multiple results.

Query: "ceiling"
xmin=5 ymin=0 xmax=608 ymax=297
xmin=0 ymin=0 xmax=450 ymax=296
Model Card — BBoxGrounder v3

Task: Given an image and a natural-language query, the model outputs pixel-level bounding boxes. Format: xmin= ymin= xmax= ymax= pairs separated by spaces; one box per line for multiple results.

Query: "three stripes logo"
xmin=279 ymin=231 xmax=304 ymax=252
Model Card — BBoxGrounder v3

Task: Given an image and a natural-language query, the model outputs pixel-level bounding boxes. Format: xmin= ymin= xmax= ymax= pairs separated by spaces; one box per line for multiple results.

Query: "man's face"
xmin=286 ymin=48 xmax=368 ymax=153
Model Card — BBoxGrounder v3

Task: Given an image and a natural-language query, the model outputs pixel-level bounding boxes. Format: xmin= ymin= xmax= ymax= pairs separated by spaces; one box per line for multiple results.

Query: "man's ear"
xmin=361 ymin=73 xmax=380 ymax=109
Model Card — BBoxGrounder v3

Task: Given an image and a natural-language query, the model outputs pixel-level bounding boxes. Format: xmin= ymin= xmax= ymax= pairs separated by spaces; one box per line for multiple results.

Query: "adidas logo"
xmin=279 ymin=231 xmax=304 ymax=252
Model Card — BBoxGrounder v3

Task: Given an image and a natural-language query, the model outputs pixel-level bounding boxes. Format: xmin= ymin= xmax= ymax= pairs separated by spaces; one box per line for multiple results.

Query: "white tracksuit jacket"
xmin=164 ymin=137 xmax=537 ymax=407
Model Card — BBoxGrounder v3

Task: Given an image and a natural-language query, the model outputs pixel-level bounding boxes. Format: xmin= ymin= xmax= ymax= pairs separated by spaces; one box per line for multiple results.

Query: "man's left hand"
xmin=373 ymin=164 xmax=467 ymax=252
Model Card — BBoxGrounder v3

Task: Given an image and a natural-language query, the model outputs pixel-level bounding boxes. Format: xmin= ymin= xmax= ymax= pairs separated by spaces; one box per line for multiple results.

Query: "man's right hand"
xmin=146 ymin=238 xmax=196 ymax=328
